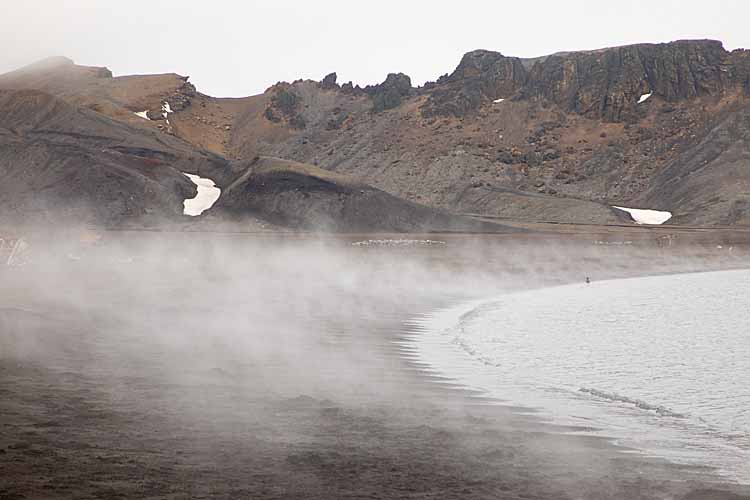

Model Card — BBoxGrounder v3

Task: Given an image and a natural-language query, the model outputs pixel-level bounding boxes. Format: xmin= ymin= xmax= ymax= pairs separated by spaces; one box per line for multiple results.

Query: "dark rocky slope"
xmin=0 ymin=89 xmax=228 ymax=227
xmin=643 ymin=104 xmax=750 ymax=225
xmin=1 ymin=89 xmax=504 ymax=233
xmin=216 ymin=157 xmax=512 ymax=232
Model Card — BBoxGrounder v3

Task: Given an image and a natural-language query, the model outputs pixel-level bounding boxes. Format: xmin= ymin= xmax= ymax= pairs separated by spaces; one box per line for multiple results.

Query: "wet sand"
xmin=2 ymin=233 xmax=750 ymax=499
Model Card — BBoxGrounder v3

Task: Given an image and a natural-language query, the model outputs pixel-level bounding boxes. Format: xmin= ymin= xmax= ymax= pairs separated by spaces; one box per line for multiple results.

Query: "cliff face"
xmin=728 ymin=49 xmax=750 ymax=94
xmin=423 ymin=40 xmax=744 ymax=122
xmin=523 ymin=40 xmax=731 ymax=122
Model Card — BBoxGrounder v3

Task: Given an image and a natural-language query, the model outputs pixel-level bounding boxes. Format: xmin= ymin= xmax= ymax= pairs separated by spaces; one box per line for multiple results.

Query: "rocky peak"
xmin=164 ymin=78 xmax=197 ymax=112
xmin=422 ymin=50 xmax=527 ymax=118
xmin=365 ymin=73 xmax=413 ymax=112
xmin=447 ymin=50 xmax=525 ymax=82
xmin=320 ymin=72 xmax=338 ymax=90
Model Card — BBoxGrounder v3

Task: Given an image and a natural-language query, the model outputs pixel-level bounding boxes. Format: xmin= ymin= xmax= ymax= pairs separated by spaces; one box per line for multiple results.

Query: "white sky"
xmin=1 ymin=0 xmax=748 ymax=97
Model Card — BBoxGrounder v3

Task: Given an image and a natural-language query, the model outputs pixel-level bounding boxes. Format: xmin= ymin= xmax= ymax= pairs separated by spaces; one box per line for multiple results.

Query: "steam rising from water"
xmin=2 ymin=232 xmax=749 ymax=492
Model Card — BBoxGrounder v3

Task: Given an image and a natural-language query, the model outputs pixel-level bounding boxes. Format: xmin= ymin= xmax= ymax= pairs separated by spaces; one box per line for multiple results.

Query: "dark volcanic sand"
xmin=1 ymin=233 xmax=750 ymax=500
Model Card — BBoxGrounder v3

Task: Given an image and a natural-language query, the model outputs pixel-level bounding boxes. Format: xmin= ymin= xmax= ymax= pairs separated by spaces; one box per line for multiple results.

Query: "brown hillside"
xmin=215 ymin=157 xmax=515 ymax=233
xmin=3 ymin=40 xmax=750 ymax=226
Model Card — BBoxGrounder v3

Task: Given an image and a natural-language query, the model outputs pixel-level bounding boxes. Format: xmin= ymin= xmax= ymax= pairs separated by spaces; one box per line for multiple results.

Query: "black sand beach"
xmin=2 ymin=233 xmax=750 ymax=500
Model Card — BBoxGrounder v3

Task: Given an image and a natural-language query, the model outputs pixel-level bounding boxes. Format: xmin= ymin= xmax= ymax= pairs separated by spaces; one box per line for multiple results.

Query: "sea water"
xmin=410 ymin=269 xmax=750 ymax=483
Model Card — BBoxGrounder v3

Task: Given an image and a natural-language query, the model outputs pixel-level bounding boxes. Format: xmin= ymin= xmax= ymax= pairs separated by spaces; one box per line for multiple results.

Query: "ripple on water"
xmin=410 ymin=269 xmax=750 ymax=484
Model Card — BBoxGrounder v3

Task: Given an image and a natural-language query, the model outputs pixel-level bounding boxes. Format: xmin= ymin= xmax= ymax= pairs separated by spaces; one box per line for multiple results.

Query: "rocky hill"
xmin=215 ymin=156 xmax=507 ymax=232
xmin=0 ymin=88 xmax=230 ymax=227
xmin=0 ymin=87 xmax=501 ymax=232
xmin=2 ymin=39 xmax=749 ymax=227
xmin=226 ymin=40 xmax=750 ymax=226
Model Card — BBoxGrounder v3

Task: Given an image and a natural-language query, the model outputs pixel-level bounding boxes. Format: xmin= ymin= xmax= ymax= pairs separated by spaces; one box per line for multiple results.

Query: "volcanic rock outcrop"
xmin=216 ymin=157 xmax=510 ymax=232
xmin=422 ymin=50 xmax=527 ymax=118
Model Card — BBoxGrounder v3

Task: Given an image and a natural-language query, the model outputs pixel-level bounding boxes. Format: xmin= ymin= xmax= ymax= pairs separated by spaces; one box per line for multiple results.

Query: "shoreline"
xmin=397 ymin=266 xmax=750 ymax=489
xmin=2 ymin=234 xmax=750 ymax=499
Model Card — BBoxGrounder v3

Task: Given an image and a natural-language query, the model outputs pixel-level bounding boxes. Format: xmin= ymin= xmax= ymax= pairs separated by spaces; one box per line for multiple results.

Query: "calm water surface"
xmin=411 ymin=269 xmax=750 ymax=483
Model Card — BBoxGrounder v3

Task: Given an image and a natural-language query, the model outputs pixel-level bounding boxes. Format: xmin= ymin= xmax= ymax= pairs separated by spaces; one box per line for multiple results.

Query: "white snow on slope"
xmin=134 ymin=110 xmax=150 ymax=120
xmin=493 ymin=98 xmax=505 ymax=103
xmin=162 ymin=101 xmax=173 ymax=126
xmin=638 ymin=92 xmax=652 ymax=104
xmin=183 ymin=173 xmax=221 ymax=216
xmin=613 ymin=206 xmax=671 ymax=225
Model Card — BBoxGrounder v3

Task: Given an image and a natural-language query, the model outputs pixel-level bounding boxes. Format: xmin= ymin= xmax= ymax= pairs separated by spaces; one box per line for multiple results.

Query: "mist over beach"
xmin=3 ymin=1 xmax=750 ymax=499
xmin=2 ymin=232 xmax=750 ymax=498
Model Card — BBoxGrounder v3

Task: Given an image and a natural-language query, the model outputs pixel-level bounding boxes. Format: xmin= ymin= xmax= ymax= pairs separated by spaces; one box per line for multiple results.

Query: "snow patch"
xmin=162 ymin=101 xmax=173 ymax=126
xmin=183 ymin=173 xmax=221 ymax=216
xmin=613 ymin=206 xmax=672 ymax=225
xmin=638 ymin=92 xmax=652 ymax=104
xmin=493 ymin=98 xmax=505 ymax=104
xmin=134 ymin=110 xmax=150 ymax=120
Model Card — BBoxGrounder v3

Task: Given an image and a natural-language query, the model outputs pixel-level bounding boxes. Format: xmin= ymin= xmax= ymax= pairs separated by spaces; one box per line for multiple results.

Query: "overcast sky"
xmin=1 ymin=0 xmax=748 ymax=97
